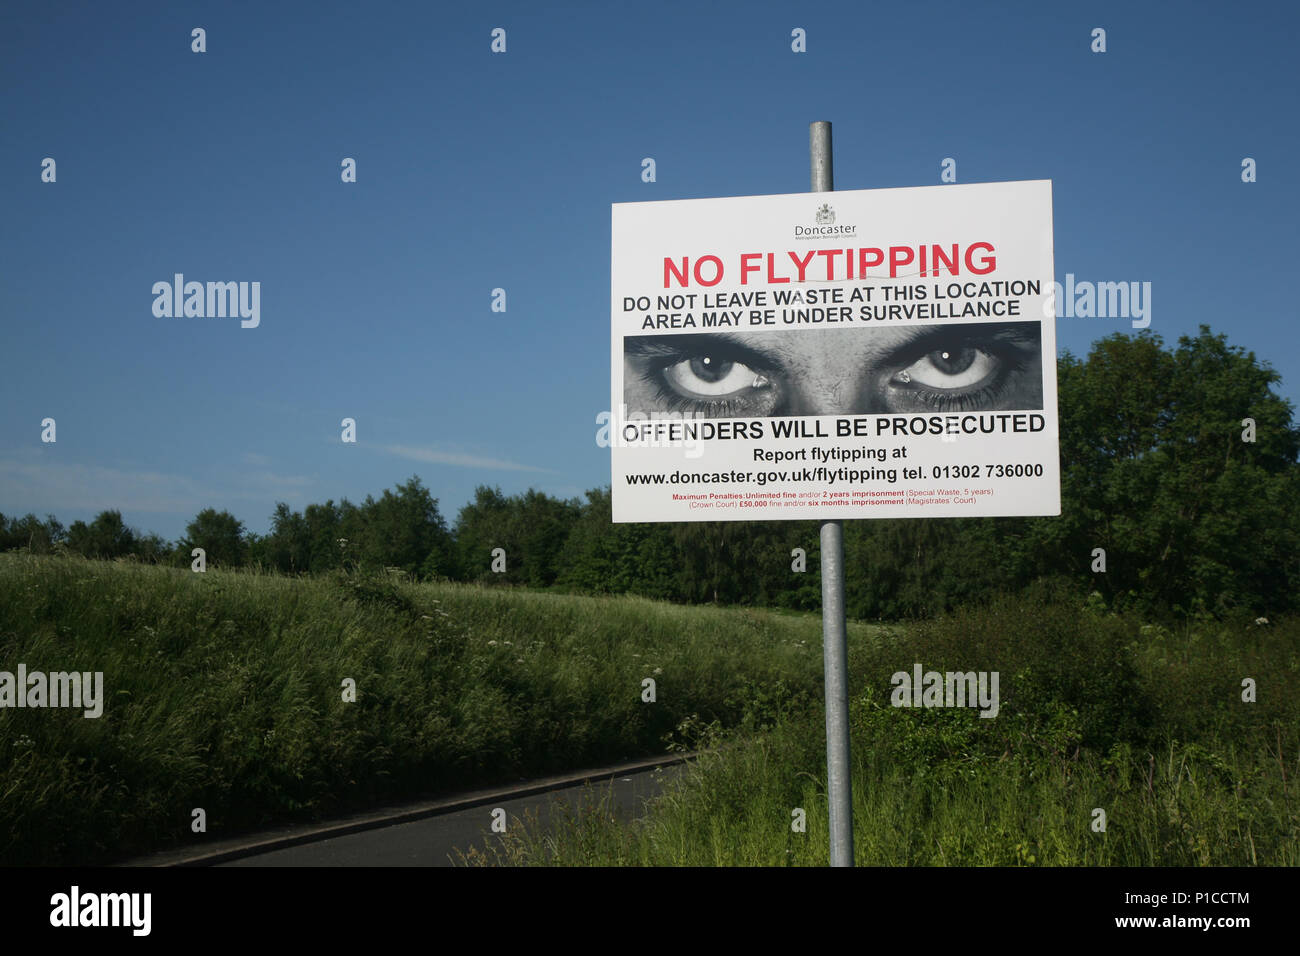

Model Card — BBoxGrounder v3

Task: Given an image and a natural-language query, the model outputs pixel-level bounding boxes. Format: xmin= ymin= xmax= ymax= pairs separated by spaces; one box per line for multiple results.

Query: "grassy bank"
xmin=0 ymin=553 xmax=852 ymax=864
xmin=489 ymin=596 xmax=1300 ymax=865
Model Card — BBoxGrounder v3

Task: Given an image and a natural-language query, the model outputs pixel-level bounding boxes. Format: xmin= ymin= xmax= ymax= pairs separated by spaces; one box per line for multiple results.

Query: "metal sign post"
xmin=611 ymin=125 xmax=1057 ymax=867
xmin=811 ymin=120 xmax=854 ymax=867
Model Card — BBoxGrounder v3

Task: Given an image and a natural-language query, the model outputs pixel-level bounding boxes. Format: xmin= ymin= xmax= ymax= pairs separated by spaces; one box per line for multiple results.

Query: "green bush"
xmin=0 ymin=553 xmax=832 ymax=864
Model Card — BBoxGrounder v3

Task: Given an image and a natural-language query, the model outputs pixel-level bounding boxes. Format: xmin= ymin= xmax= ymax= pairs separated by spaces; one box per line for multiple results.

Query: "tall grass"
xmin=0 ymin=553 xmax=857 ymax=864
xmin=488 ymin=596 xmax=1300 ymax=865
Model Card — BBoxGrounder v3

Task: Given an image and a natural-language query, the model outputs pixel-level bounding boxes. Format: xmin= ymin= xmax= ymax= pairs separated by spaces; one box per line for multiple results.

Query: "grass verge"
xmin=0 ymin=553 xmax=864 ymax=864
xmin=484 ymin=595 xmax=1299 ymax=865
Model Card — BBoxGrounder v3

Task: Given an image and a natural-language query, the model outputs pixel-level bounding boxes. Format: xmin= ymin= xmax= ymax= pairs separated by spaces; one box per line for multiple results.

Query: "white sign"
xmin=610 ymin=180 xmax=1058 ymax=523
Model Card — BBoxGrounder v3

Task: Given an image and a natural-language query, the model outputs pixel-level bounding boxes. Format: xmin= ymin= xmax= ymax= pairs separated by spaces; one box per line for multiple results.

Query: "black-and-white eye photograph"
xmin=623 ymin=321 xmax=1044 ymax=417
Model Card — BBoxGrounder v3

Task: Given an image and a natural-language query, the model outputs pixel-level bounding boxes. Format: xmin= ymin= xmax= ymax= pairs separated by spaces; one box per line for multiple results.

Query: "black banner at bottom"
xmin=1 ymin=865 xmax=1282 ymax=943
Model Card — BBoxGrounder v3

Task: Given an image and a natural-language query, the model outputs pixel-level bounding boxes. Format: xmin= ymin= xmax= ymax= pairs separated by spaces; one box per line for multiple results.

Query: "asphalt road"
xmin=219 ymin=763 xmax=684 ymax=867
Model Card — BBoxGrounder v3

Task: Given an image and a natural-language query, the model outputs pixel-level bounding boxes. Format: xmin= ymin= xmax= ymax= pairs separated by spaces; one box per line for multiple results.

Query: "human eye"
xmin=896 ymin=346 xmax=997 ymax=390
xmin=664 ymin=355 xmax=767 ymax=397
xmin=883 ymin=325 xmax=1041 ymax=412
xmin=625 ymin=335 xmax=780 ymax=417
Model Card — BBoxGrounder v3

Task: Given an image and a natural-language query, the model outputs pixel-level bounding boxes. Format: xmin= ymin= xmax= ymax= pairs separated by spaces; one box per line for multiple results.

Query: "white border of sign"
xmin=611 ymin=179 xmax=1058 ymax=523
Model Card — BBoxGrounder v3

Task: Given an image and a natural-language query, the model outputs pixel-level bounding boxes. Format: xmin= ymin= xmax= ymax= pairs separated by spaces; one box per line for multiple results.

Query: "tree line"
xmin=4 ymin=327 xmax=1297 ymax=620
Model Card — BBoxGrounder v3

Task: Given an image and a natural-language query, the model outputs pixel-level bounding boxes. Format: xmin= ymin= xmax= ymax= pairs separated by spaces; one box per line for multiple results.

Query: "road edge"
xmin=117 ymin=752 xmax=697 ymax=867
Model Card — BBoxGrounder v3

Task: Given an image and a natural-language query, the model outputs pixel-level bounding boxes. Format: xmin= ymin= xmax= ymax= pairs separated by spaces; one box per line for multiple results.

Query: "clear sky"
xmin=2 ymin=0 xmax=1296 ymax=541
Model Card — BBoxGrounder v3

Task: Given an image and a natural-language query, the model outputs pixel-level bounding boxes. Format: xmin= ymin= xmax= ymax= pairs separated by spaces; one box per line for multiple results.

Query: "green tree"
xmin=65 ymin=510 xmax=138 ymax=559
xmin=452 ymin=485 xmax=579 ymax=586
xmin=133 ymin=532 xmax=172 ymax=564
xmin=183 ymin=508 xmax=248 ymax=568
xmin=0 ymin=513 xmax=65 ymax=554
xmin=354 ymin=476 xmax=453 ymax=577
xmin=452 ymin=486 xmax=514 ymax=582
xmin=1022 ymin=327 xmax=1299 ymax=615
xmin=556 ymin=488 xmax=683 ymax=600
xmin=304 ymin=500 xmax=346 ymax=571
xmin=264 ymin=502 xmax=312 ymax=572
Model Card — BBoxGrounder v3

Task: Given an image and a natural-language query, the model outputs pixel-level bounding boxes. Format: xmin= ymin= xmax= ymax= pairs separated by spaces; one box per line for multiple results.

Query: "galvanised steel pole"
xmin=811 ymin=120 xmax=854 ymax=867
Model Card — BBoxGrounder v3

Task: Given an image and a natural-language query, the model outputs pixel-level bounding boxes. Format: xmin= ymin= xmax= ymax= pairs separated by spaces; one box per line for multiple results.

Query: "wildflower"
xmin=487 ymin=640 xmax=498 ymax=646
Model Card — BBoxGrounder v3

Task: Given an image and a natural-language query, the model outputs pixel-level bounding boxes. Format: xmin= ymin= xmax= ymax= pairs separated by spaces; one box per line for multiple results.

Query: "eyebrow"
xmin=901 ymin=323 xmax=1040 ymax=352
xmin=625 ymin=333 xmax=783 ymax=368
xmin=625 ymin=323 xmax=1040 ymax=367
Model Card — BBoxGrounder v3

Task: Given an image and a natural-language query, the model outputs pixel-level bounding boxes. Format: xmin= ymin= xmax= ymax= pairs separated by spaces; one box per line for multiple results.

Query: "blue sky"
xmin=2 ymin=0 xmax=1297 ymax=541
